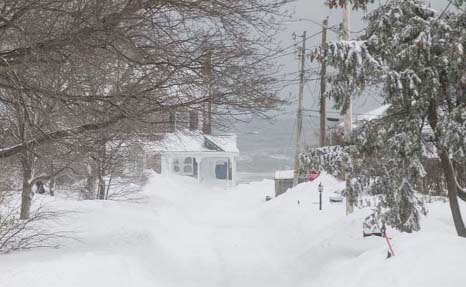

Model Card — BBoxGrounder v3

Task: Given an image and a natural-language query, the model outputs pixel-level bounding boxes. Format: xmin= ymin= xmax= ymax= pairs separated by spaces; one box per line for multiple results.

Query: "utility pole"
xmin=203 ymin=50 xmax=213 ymax=135
xmin=293 ymin=31 xmax=306 ymax=187
xmin=343 ymin=3 xmax=352 ymax=143
xmin=320 ymin=18 xmax=328 ymax=147
xmin=343 ymin=3 xmax=354 ymax=215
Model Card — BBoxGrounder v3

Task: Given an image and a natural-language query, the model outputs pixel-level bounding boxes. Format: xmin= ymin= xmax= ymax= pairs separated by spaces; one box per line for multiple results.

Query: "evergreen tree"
xmin=310 ymin=0 xmax=466 ymax=236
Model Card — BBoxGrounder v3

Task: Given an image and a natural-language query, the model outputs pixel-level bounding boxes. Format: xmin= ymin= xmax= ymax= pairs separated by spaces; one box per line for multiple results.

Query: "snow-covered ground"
xmin=1 ymin=172 xmax=465 ymax=287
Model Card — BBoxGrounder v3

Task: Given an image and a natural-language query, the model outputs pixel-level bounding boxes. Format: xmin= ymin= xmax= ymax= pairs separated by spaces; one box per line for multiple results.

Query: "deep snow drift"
xmin=0 ymin=173 xmax=465 ymax=287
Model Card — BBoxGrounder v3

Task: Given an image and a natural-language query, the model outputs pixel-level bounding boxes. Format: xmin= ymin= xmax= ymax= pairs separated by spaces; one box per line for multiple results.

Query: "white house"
xmin=143 ymin=130 xmax=239 ymax=186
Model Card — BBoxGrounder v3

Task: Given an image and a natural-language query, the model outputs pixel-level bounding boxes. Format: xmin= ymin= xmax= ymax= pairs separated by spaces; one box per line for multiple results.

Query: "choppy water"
xmin=232 ymin=116 xmax=320 ymax=183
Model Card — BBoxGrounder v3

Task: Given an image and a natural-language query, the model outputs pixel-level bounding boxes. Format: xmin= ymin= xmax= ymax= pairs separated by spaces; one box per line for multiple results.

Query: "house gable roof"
xmin=144 ymin=130 xmax=239 ymax=154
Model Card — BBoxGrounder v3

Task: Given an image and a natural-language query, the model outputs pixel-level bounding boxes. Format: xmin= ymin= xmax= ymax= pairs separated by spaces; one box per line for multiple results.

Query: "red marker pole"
xmin=384 ymin=231 xmax=395 ymax=257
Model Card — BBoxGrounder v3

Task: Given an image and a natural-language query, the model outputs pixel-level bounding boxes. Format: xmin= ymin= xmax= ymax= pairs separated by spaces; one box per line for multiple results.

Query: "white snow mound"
xmin=0 ymin=172 xmax=465 ymax=287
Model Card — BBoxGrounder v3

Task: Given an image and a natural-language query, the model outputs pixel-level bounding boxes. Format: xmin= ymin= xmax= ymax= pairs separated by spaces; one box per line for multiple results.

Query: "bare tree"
xmin=0 ymin=0 xmax=289 ymax=158
xmin=0 ymin=0 xmax=292 ymax=218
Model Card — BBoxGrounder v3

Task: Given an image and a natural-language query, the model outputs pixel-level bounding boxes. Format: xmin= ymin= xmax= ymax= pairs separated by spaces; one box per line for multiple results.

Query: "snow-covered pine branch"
xmin=301 ymin=136 xmax=427 ymax=233
xmin=300 ymin=145 xmax=354 ymax=176
xmin=319 ymin=0 xmax=466 ymax=236
xmin=314 ymin=40 xmax=383 ymax=112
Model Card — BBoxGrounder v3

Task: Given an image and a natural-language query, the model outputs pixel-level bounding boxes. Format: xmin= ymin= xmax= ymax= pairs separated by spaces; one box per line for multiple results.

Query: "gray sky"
xmin=274 ymin=0 xmax=452 ymax=117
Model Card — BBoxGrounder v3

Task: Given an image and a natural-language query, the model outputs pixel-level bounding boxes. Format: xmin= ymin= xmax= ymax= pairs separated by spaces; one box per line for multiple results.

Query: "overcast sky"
xmin=274 ymin=0 xmax=452 ymax=117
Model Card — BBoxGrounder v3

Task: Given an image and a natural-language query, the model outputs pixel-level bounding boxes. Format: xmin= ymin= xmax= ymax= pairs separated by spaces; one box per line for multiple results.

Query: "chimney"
xmin=169 ymin=110 xmax=176 ymax=132
xmin=202 ymin=107 xmax=211 ymax=134
xmin=189 ymin=110 xmax=199 ymax=131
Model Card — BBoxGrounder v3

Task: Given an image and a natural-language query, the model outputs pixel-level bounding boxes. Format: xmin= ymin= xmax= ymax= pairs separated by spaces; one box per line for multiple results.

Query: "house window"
xmin=183 ymin=157 xmax=193 ymax=175
xmin=173 ymin=157 xmax=194 ymax=176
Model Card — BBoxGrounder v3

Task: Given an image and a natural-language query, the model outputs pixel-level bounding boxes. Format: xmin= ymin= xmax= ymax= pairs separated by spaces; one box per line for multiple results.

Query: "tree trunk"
xmin=48 ymin=163 xmax=55 ymax=196
xmin=20 ymin=158 xmax=33 ymax=220
xmin=427 ymin=88 xmax=466 ymax=237
xmin=85 ymin=162 xmax=98 ymax=199
xmin=345 ymin=163 xmax=354 ymax=215
xmin=96 ymin=145 xmax=106 ymax=200
xmin=105 ymin=174 xmax=113 ymax=200
xmin=97 ymin=177 xmax=106 ymax=200
xmin=455 ymin=160 xmax=466 ymax=190
xmin=49 ymin=177 xmax=55 ymax=196
xmin=439 ymin=151 xmax=466 ymax=237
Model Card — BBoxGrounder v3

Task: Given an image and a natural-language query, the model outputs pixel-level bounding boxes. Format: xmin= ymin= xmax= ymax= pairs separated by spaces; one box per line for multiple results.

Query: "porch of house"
xmin=161 ymin=153 xmax=237 ymax=187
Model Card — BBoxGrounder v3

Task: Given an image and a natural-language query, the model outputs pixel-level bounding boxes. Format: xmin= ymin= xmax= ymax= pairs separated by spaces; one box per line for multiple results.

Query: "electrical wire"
xmin=255 ymin=30 xmax=324 ymax=65
xmin=285 ymin=17 xmax=340 ymax=34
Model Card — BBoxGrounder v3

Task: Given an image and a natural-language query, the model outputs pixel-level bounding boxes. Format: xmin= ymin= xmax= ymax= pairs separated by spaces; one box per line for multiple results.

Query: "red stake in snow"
xmin=384 ymin=230 xmax=395 ymax=258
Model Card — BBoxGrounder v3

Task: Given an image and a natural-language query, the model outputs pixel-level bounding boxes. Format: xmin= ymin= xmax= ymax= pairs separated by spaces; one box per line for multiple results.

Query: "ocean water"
xmin=230 ymin=92 xmax=383 ymax=183
xmin=232 ymin=116 xmax=320 ymax=183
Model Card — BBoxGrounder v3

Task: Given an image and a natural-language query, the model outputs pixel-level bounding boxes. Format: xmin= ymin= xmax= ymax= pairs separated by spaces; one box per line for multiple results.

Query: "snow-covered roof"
xmin=204 ymin=134 xmax=239 ymax=153
xmin=352 ymin=105 xmax=389 ymax=124
xmin=337 ymin=104 xmax=436 ymax=138
xmin=144 ymin=130 xmax=238 ymax=154
xmin=337 ymin=104 xmax=389 ymax=128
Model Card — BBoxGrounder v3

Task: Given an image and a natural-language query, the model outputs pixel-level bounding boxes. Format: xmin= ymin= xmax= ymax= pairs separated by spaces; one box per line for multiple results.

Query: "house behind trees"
xmin=143 ymin=131 xmax=239 ymax=187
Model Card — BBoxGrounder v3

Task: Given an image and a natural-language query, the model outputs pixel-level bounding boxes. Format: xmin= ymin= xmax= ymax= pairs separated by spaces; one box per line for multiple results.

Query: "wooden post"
xmin=293 ymin=31 xmax=307 ymax=187
xmin=231 ymin=157 xmax=236 ymax=186
xmin=197 ymin=157 xmax=202 ymax=182
xmin=342 ymin=3 xmax=354 ymax=215
xmin=320 ymin=18 xmax=328 ymax=147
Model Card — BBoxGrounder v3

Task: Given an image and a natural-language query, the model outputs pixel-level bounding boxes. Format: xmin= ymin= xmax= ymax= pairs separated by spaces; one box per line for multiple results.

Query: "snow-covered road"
xmin=0 ymin=176 xmax=294 ymax=287
xmin=1 ymin=173 xmax=466 ymax=287
xmin=139 ymin=176 xmax=294 ymax=287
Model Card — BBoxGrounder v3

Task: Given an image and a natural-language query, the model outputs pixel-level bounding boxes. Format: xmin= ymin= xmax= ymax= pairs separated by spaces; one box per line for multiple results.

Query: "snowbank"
xmin=0 ymin=172 xmax=465 ymax=287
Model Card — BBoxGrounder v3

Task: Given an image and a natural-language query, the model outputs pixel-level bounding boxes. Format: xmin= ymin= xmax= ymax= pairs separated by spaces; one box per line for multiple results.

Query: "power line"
xmin=276 ymin=67 xmax=320 ymax=79
xmin=285 ymin=17 xmax=339 ymax=34
xmin=256 ymin=30 xmax=324 ymax=65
